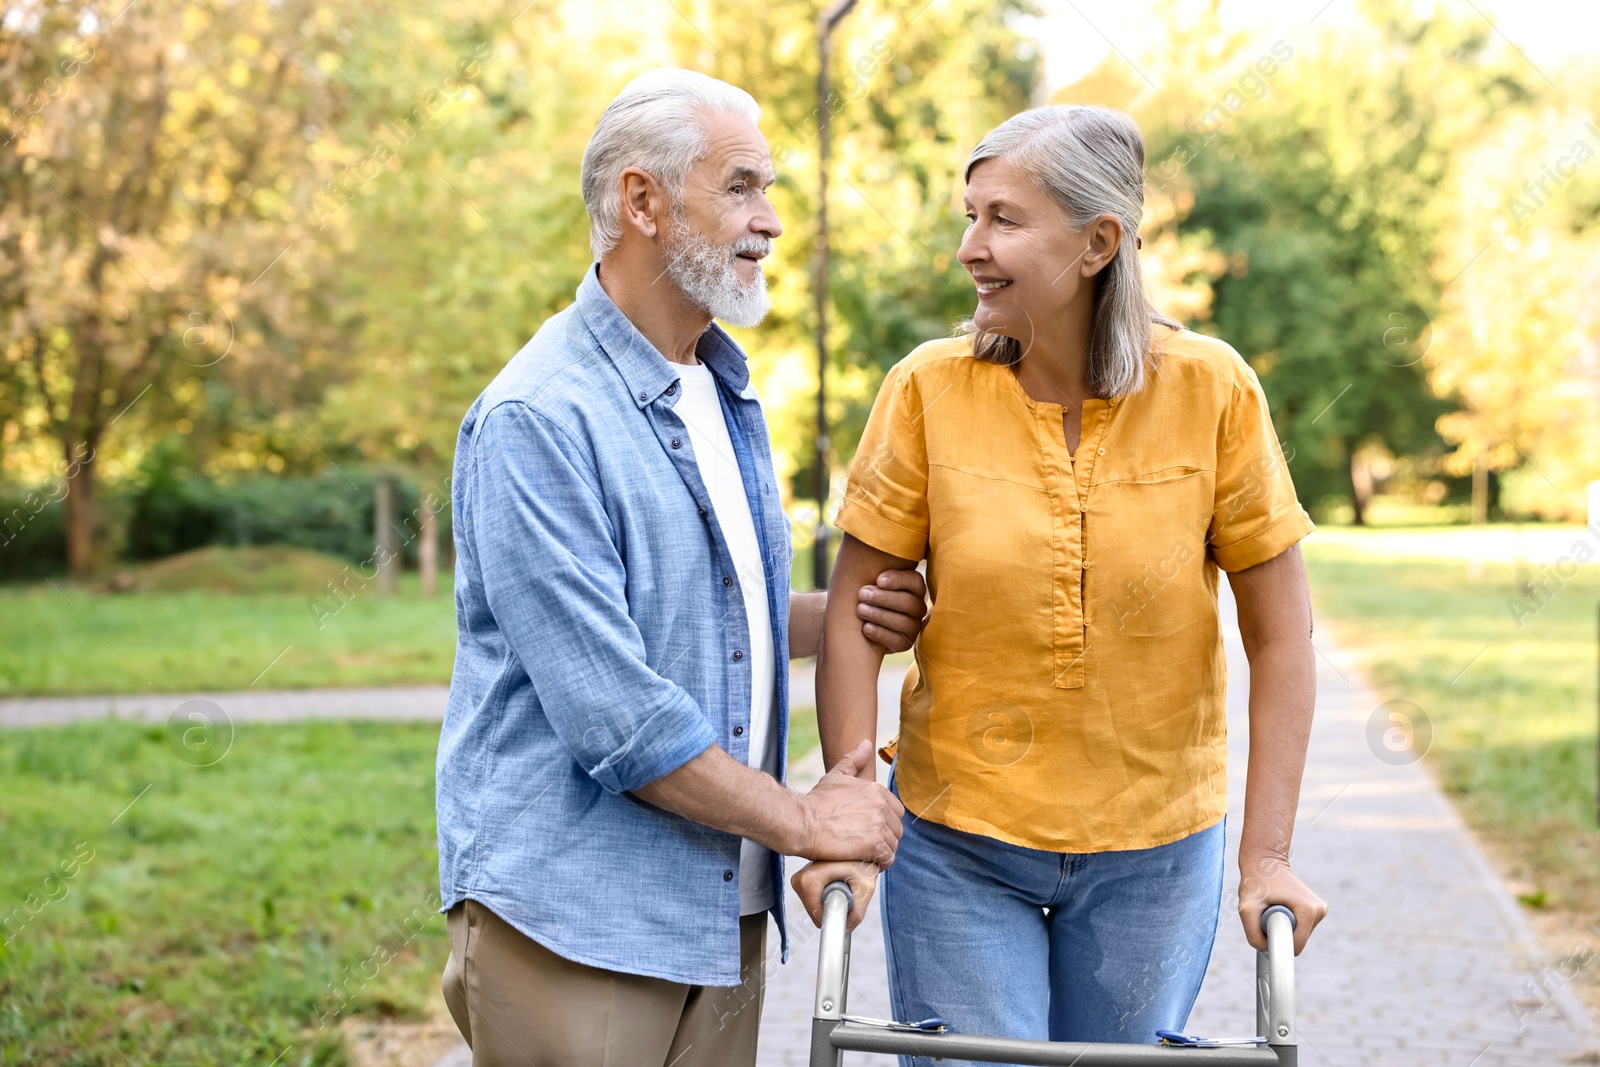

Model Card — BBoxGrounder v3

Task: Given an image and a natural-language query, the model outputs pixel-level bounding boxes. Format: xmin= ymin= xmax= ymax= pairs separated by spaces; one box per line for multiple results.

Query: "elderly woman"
xmin=801 ymin=105 xmax=1328 ymax=1053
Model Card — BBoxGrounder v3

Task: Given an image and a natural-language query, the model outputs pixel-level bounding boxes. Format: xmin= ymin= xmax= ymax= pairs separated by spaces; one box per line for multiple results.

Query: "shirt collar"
xmin=575 ymin=262 xmax=752 ymax=409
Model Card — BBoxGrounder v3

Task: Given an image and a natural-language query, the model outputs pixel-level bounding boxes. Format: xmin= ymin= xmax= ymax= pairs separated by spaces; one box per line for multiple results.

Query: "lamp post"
xmin=811 ymin=0 xmax=859 ymax=592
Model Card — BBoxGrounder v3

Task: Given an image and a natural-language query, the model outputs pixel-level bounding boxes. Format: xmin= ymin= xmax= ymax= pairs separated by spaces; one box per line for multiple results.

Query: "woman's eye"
xmin=996 ymin=216 xmax=1013 ymax=226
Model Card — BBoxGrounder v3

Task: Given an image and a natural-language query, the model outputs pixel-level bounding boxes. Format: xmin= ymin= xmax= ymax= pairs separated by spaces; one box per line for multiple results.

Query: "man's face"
xmin=664 ymin=111 xmax=783 ymax=328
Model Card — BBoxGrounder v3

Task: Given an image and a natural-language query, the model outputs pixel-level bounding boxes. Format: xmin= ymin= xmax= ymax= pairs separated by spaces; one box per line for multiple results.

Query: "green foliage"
xmin=1140 ymin=5 xmax=1532 ymax=518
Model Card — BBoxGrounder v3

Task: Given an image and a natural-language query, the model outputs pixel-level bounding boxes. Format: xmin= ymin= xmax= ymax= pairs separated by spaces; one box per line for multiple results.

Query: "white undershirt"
xmin=672 ymin=359 xmax=778 ymax=916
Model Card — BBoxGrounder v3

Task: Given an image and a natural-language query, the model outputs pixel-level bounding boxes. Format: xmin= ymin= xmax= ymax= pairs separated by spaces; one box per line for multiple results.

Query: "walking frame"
xmin=808 ymin=881 xmax=1299 ymax=1066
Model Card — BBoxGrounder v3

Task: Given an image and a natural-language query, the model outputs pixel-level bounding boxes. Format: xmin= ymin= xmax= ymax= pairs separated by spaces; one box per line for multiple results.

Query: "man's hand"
xmin=1238 ymin=852 xmax=1327 ymax=955
xmin=795 ymin=739 xmax=906 ymax=865
xmin=792 ymin=859 xmax=879 ymax=932
xmin=856 ymin=567 xmax=928 ymax=653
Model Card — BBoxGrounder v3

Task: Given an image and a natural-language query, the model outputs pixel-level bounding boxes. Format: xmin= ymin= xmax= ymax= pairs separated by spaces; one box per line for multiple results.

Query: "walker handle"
xmin=1256 ymin=904 xmax=1298 ymax=1063
xmin=809 ymin=881 xmax=854 ymax=1067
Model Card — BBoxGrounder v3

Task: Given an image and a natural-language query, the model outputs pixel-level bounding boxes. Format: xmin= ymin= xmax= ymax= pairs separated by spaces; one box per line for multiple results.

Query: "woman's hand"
xmin=1238 ymin=852 xmax=1327 ymax=955
xmin=791 ymin=859 xmax=880 ymax=932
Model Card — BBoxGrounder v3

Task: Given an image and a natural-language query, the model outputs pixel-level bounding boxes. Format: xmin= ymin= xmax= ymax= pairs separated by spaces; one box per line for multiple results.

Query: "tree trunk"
xmin=64 ymin=439 xmax=98 ymax=576
xmin=375 ymin=474 xmax=398 ymax=597
xmin=419 ymin=497 xmax=437 ymax=598
xmin=1347 ymin=445 xmax=1370 ymax=527
xmin=1471 ymin=454 xmax=1488 ymax=524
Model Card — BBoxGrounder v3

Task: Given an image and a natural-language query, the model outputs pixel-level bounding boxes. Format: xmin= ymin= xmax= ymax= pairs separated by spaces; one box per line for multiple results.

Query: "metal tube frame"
xmin=809 ymin=882 xmax=1299 ymax=1067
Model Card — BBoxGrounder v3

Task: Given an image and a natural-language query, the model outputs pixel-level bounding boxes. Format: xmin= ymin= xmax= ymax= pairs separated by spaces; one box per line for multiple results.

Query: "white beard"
xmin=663 ymin=207 xmax=771 ymax=328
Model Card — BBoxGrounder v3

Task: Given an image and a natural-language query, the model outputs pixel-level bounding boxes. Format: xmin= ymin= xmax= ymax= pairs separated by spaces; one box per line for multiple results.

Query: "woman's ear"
xmin=1081 ymin=214 xmax=1125 ymax=277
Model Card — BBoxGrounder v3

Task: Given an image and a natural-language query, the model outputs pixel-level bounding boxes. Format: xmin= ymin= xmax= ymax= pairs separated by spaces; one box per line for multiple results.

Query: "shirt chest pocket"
xmin=1085 ymin=467 xmax=1215 ymax=638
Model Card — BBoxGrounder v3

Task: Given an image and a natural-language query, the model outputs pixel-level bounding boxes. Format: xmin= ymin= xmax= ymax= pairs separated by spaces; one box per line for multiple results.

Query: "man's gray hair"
xmin=958 ymin=105 xmax=1181 ymax=397
xmin=580 ymin=68 xmax=762 ymax=260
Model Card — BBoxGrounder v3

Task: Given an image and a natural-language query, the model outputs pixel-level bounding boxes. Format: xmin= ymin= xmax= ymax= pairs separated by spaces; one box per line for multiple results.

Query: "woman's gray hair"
xmin=957 ymin=105 xmax=1181 ymax=397
xmin=581 ymin=69 xmax=762 ymax=260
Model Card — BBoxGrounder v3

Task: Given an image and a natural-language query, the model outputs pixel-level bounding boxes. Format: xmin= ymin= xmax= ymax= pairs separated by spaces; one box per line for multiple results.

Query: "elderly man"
xmin=436 ymin=69 xmax=924 ymax=1067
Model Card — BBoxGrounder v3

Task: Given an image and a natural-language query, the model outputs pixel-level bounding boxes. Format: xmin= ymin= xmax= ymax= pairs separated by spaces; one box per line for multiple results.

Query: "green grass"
xmin=0 ymin=569 xmax=457 ymax=696
xmin=0 ymin=719 xmax=444 ymax=1066
xmin=0 ymin=712 xmax=826 ymax=1065
xmin=1302 ymin=524 xmax=1600 ymax=919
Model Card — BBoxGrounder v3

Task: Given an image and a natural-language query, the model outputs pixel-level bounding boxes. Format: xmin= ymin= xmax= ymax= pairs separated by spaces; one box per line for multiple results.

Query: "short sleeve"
xmin=1208 ymin=366 xmax=1315 ymax=571
xmin=834 ymin=361 xmax=930 ymax=562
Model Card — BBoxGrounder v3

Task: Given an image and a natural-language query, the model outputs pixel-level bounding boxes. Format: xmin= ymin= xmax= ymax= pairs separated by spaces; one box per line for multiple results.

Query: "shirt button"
xmin=666 ymin=382 xmax=677 ymax=396
xmin=698 ymin=506 xmax=707 ymax=517
xmin=639 ymin=392 xmax=647 ymax=402
xmin=723 ymin=870 xmax=735 ymax=882
xmin=1080 ymin=504 xmax=1088 ymax=513
xmin=733 ymin=725 xmax=744 ymax=737
xmin=671 ymin=437 xmax=682 ymax=449
xmin=723 ymin=575 xmax=733 ymax=586
xmin=732 ymin=649 xmax=744 ymax=661
xmin=1097 ymin=447 xmax=1105 ymax=456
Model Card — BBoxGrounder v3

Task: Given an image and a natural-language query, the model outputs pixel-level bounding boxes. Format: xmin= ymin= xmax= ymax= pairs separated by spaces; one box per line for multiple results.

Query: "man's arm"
xmin=1227 ymin=543 xmax=1328 ymax=955
xmin=787 ymin=569 xmax=928 ymax=660
xmin=471 ymin=402 xmax=902 ymax=863
xmin=632 ymin=739 xmax=902 ymax=864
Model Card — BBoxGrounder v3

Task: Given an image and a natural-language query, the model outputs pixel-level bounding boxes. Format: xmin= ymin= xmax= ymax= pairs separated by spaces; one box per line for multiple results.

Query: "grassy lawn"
xmin=1301 ymin=525 xmax=1600 ymax=922
xmin=0 ymin=714 xmax=824 ymax=1065
xmin=0 ymin=719 xmax=443 ymax=1066
xmin=0 ymin=553 xmax=457 ymax=696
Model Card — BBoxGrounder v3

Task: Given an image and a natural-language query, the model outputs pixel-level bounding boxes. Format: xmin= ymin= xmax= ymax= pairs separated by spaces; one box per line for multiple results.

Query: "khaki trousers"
xmin=442 ymin=899 xmax=768 ymax=1067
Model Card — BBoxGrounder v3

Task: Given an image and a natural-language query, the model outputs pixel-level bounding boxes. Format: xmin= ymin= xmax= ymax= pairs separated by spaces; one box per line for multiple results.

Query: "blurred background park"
xmin=1 ymin=0 xmax=1598 ymax=1062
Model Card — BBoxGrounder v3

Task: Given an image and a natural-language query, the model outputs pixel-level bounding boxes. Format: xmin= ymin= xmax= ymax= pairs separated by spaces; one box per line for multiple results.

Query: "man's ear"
xmin=619 ymin=167 xmax=665 ymax=241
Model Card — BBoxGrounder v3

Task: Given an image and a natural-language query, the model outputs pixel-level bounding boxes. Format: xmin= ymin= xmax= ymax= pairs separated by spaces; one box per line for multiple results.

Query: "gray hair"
xmin=580 ymin=69 xmax=762 ymax=260
xmin=958 ymin=105 xmax=1181 ymax=397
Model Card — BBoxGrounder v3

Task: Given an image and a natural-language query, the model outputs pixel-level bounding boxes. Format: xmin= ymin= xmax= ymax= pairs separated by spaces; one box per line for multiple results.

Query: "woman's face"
xmin=957 ymin=157 xmax=1119 ymax=346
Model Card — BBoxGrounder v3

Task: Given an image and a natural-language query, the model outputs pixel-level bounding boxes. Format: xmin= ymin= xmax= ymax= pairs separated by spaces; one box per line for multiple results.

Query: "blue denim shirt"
xmin=437 ymin=263 xmax=794 ymax=985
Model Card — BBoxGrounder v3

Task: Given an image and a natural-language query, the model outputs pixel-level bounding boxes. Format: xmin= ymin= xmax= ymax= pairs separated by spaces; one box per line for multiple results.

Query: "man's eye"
xmin=730 ymin=183 xmax=746 ymax=195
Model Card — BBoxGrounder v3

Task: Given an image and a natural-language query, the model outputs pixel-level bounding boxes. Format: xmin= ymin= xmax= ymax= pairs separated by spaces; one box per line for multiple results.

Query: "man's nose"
xmin=754 ymin=201 xmax=783 ymax=240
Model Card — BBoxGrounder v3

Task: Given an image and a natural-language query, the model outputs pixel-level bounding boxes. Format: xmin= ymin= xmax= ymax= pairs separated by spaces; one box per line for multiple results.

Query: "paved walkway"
xmin=757 ymin=585 xmax=1598 ymax=1067
xmin=0 ymin=685 xmax=450 ymax=728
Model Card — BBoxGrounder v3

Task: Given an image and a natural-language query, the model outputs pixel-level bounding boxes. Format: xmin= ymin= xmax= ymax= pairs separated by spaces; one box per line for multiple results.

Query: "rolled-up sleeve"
xmin=469 ymin=401 xmax=716 ymax=793
xmin=1208 ymin=364 xmax=1315 ymax=572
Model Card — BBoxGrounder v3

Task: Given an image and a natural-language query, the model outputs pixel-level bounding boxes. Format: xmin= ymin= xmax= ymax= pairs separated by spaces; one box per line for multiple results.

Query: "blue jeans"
xmin=880 ymin=765 xmax=1225 ymax=1066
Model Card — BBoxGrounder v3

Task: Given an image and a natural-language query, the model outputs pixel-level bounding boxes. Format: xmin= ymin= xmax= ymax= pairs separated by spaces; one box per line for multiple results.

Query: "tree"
xmin=1138 ymin=0 xmax=1533 ymax=520
xmin=0 ymin=0 xmax=345 ymax=574
xmin=1429 ymin=84 xmax=1600 ymax=520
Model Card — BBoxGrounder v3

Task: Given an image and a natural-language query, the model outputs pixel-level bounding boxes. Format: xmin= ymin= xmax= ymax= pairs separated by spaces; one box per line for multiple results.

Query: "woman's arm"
xmin=1227 ymin=542 xmax=1328 ymax=955
xmin=817 ymin=533 xmax=921 ymax=783
xmin=787 ymin=569 xmax=930 ymax=659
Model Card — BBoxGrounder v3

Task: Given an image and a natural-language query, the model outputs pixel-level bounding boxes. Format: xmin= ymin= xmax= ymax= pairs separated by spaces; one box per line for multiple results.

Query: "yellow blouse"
xmin=834 ymin=327 xmax=1314 ymax=852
